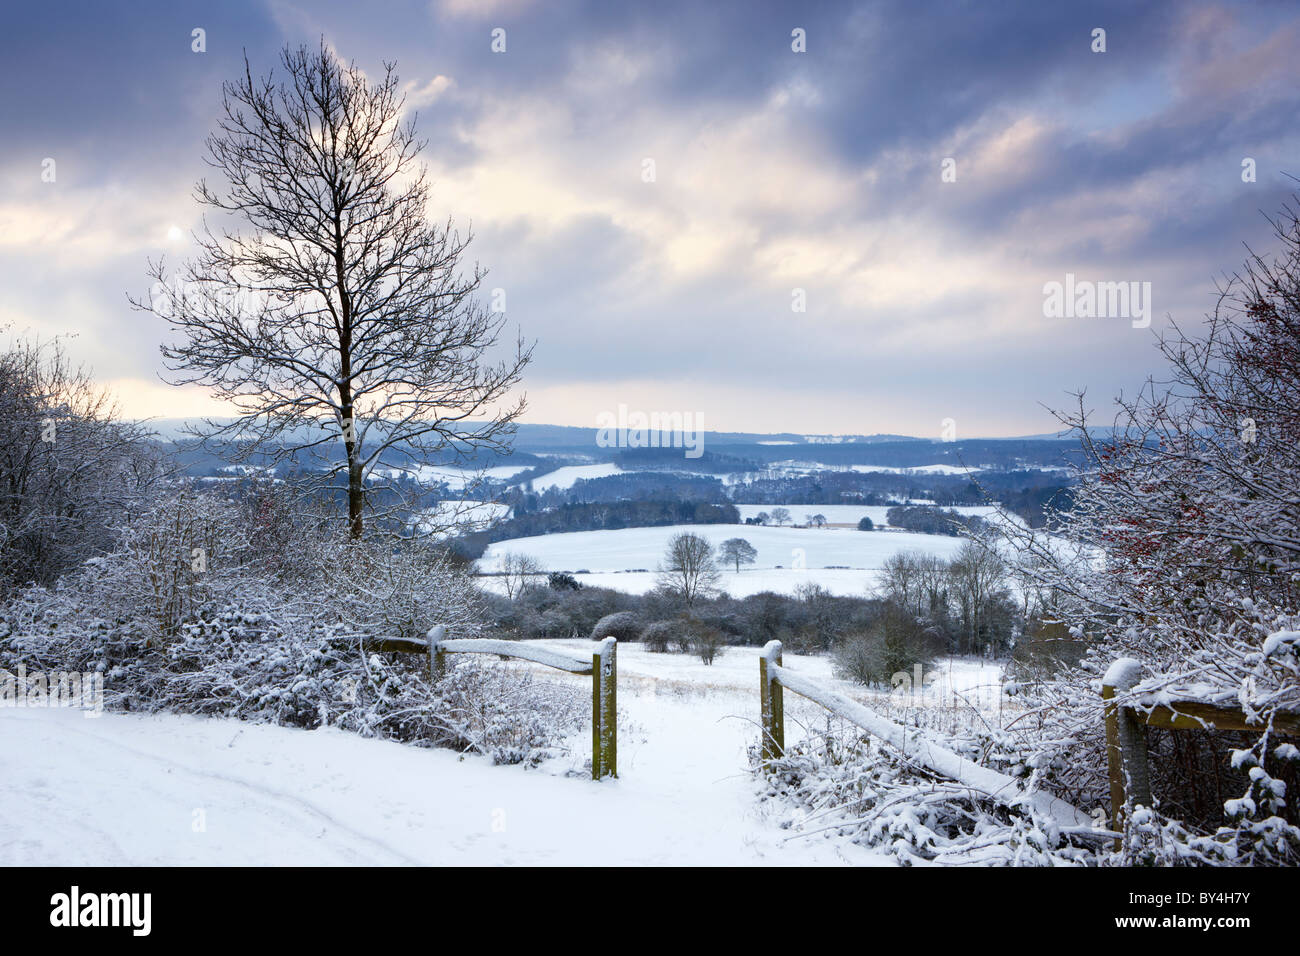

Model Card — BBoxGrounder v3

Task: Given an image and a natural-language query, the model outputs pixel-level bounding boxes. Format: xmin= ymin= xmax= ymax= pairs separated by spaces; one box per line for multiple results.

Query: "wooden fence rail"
xmin=1102 ymin=656 xmax=1300 ymax=833
xmin=371 ymin=626 xmax=617 ymax=780
xmin=758 ymin=641 xmax=1093 ymax=829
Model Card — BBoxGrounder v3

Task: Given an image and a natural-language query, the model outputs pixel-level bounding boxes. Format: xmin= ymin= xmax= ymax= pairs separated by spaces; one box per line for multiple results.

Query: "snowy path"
xmin=0 ymin=644 xmax=982 ymax=866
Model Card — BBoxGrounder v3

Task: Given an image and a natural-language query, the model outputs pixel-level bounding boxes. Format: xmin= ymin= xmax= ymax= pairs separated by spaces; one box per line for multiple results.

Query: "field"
xmin=478 ymin=521 xmax=979 ymax=596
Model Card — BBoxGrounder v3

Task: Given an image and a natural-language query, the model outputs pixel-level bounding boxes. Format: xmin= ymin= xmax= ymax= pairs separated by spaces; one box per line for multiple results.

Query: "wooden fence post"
xmin=1102 ymin=657 xmax=1153 ymax=836
xmin=427 ymin=624 xmax=447 ymax=683
xmin=760 ymin=640 xmax=784 ymax=760
xmin=592 ymin=637 xmax=617 ymax=780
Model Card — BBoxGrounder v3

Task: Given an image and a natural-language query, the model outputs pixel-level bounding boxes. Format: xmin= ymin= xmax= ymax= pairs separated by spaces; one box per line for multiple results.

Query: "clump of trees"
xmin=832 ymin=604 xmax=943 ymax=687
xmin=872 ymin=546 xmax=1017 ymax=658
xmin=885 ymin=505 xmax=987 ymax=537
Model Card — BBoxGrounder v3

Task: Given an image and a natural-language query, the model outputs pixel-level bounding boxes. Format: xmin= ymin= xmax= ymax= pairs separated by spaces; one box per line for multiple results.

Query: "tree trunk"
xmin=347 ymin=461 xmax=364 ymax=539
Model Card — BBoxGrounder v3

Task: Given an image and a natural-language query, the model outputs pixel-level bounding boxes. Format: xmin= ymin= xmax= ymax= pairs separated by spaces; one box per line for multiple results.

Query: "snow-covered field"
xmin=479 ymin=522 xmax=974 ymax=596
xmin=516 ymin=462 xmax=623 ymax=490
xmin=0 ymin=643 xmax=1002 ymax=866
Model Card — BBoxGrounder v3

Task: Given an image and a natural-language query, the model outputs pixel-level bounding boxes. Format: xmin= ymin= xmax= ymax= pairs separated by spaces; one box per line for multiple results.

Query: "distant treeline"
xmin=503 ymin=468 xmax=1073 ymax=529
xmin=611 ymin=448 xmax=760 ymax=474
xmin=884 ymin=505 xmax=988 ymax=536
xmin=451 ymin=499 xmax=740 ymax=559
xmin=509 ymin=472 xmax=732 ymax=511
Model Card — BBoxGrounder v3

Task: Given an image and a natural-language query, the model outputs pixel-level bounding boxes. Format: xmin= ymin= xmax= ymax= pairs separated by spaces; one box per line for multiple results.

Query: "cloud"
xmin=2 ymin=0 xmax=1298 ymax=435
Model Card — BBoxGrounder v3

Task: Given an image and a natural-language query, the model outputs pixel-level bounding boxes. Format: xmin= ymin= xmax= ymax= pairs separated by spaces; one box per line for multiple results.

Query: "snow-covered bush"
xmin=990 ymin=198 xmax=1300 ymax=862
xmin=590 ymin=611 xmax=641 ymax=644
xmin=754 ymin=718 xmax=1103 ymax=866
xmin=0 ymin=486 xmax=585 ymax=766
xmin=640 ymin=620 xmax=681 ymax=653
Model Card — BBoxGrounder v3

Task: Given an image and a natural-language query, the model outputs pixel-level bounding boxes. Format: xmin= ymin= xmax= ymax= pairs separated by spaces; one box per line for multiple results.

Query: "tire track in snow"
xmin=21 ymin=716 xmax=424 ymax=865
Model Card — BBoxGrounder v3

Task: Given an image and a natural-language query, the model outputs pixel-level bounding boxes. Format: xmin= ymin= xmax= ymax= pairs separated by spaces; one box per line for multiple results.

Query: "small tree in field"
xmin=498 ymin=551 xmax=543 ymax=600
xmin=138 ymin=43 xmax=529 ymax=538
xmin=719 ymin=537 xmax=757 ymax=572
xmin=770 ymin=507 xmax=792 ymax=526
xmin=656 ymin=532 xmax=721 ymax=607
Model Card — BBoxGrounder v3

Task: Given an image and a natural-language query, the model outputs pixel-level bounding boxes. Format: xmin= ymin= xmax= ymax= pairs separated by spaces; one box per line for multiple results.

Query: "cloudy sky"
xmin=3 ymin=0 xmax=1298 ymax=437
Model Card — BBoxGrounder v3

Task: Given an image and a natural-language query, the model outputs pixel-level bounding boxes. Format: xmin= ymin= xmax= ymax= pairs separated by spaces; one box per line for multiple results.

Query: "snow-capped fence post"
xmin=759 ymin=640 xmax=784 ymax=760
xmin=427 ymin=625 xmax=447 ymax=683
xmin=1102 ymin=657 xmax=1152 ymax=836
xmin=592 ymin=637 xmax=617 ymax=780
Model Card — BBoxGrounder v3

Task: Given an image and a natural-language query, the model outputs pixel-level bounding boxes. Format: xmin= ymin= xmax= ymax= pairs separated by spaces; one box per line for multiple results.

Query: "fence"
xmin=1102 ymin=656 xmax=1300 ymax=832
xmin=372 ymin=626 xmax=617 ymax=780
xmin=758 ymin=640 xmax=1094 ymax=830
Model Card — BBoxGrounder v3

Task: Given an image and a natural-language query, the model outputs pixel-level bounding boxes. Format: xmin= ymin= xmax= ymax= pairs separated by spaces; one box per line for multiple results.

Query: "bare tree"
xmin=498 ymin=551 xmax=544 ymax=600
xmin=656 ymin=532 xmax=721 ymax=606
xmin=0 ymin=335 xmax=163 ymax=598
xmin=948 ymin=541 xmax=1006 ymax=655
xmin=770 ymin=507 xmax=792 ymax=527
xmin=137 ymin=43 xmax=530 ymax=537
xmin=719 ymin=537 xmax=757 ymax=572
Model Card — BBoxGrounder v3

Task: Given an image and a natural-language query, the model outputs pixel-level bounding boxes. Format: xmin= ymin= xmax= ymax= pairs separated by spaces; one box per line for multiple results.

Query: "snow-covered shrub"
xmin=590 ymin=611 xmax=641 ymax=644
xmin=754 ymin=718 xmax=1103 ymax=866
xmin=640 ymin=620 xmax=680 ymax=653
xmin=832 ymin=606 xmax=939 ymax=688
xmin=0 ymin=486 xmax=585 ymax=767
xmin=991 ymin=200 xmax=1300 ymax=861
xmin=692 ymin=624 xmax=726 ymax=665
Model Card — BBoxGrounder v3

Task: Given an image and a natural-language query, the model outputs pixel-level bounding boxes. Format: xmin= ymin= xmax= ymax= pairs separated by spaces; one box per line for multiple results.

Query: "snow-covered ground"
xmin=515 ymin=462 xmax=623 ymax=490
xmin=0 ymin=643 xmax=1001 ymax=866
xmin=479 ymin=522 xmax=973 ymax=596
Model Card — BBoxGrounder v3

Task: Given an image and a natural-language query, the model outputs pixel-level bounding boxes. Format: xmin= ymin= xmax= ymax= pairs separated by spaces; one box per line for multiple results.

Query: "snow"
xmin=478 ymin=522 xmax=972 ymax=596
xmin=0 ymin=642 xmax=933 ymax=866
xmin=515 ymin=463 xmax=623 ymax=490
xmin=439 ymin=637 xmax=593 ymax=673
xmin=1262 ymin=630 xmax=1300 ymax=657
xmin=1103 ymin=657 xmax=1144 ymax=691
